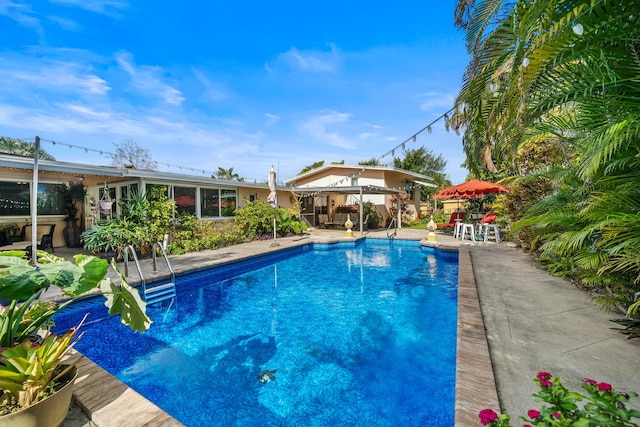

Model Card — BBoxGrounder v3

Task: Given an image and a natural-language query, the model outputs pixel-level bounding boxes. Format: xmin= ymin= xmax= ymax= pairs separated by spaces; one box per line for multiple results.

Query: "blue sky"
xmin=0 ymin=0 xmax=470 ymax=184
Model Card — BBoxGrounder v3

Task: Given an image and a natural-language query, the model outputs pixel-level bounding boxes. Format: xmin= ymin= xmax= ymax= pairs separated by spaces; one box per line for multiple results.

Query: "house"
xmin=0 ymin=153 xmax=293 ymax=248
xmin=284 ymin=164 xmax=434 ymax=229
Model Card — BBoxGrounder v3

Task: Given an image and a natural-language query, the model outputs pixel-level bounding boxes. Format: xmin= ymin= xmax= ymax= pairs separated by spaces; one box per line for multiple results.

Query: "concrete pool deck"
xmin=49 ymin=227 xmax=639 ymax=426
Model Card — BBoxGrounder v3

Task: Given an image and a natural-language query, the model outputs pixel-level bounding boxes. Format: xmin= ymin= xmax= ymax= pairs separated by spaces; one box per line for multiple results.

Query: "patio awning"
xmin=290 ymin=185 xmax=406 ymax=196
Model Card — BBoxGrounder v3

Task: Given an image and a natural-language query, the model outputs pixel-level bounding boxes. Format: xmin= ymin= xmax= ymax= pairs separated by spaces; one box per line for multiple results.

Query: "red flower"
xmin=540 ymin=380 xmax=553 ymax=387
xmin=598 ymin=382 xmax=612 ymax=391
xmin=479 ymin=408 xmax=499 ymax=425
xmin=527 ymin=410 xmax=541 ymax=419
xmin=584 ymin=378 xmax=597 ymax=385
xmin=537 ymin=371 xmax=552 ymax=380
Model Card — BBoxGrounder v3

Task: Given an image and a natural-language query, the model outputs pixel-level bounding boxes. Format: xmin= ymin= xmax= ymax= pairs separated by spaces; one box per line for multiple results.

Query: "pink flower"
xmin=583 ymin=378 xmax=597 ymax=385
xmin=540 ymin=380 xmax=553 ymax=387
xmin=598 ymin=382 xmax=612 ymax=391
xmin=537 ymin=372 xmax=552 ymax=380
xmin=479 ymin=408 xmax=499 ymax=425
xmin=552 ymin=413 xmax=561 ymax=419
xmin=523 ymin=425 xmax=533 ymax=427
xmin=527 ymin=410 xmax=541 ymax=419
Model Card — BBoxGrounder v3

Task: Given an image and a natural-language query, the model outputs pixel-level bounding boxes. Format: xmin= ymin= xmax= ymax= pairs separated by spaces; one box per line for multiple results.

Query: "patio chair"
xmin=436 ymin=212 xmax=464 ymax=232
xmin=318 ymin=214 xmax=329 ymax=229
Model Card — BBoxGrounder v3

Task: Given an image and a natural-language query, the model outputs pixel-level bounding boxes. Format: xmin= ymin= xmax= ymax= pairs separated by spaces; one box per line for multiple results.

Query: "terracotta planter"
xmin=0 ymin=365 xmax=78 ymax=427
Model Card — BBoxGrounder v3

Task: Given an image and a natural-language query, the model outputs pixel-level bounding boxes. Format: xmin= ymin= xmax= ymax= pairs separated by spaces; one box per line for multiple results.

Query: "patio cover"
xmin=291 ymin=185 xmax=407 ymax=235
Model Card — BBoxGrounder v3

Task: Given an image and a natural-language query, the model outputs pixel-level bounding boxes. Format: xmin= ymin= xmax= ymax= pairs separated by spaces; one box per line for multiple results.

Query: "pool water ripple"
xmin=54 ymin=240 xmax=458 ymax=426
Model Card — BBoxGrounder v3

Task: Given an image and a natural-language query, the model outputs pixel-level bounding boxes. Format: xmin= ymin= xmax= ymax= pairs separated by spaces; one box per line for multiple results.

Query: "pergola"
xmin=290 ymin=185 xmax=407 ymax=235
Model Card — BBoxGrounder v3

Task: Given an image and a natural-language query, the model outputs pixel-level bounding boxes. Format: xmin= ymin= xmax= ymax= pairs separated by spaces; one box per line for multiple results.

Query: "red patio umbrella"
xmin=174 ymin=195 xmax=196 ymax=206
xmin=433 ymin=179 xmax=508 ymax=200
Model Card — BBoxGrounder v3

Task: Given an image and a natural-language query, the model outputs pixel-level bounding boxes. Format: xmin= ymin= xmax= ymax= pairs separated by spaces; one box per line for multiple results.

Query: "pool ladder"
xmin=123 ymin=242 xmax=176 ymax=306
xmin=387 ymin=217 xmax=397 ymax=239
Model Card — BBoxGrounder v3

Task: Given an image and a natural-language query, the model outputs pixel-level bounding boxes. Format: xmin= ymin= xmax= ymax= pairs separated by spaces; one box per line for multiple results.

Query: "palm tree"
xmin=453 ymin=0 xmax=640 ymax=316
xmin=214 ymin=167 xmax=242 ymax=181
xmin=0 ymin=137 xmax=56 ymax=160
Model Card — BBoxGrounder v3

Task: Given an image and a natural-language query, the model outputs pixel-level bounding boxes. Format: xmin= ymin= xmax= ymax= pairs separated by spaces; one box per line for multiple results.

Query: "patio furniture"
xmin=453 ymin=220 xmax=464 ymax=239
xmin=9 ymin=224 xmax=56 ymax=252
xmin=460 ymin=223 xmax=476 ymax=242
xmin=479 ymin=223 xmax=501 ymax=243
xmin=436 ymin=212 xmax=464 ymax=232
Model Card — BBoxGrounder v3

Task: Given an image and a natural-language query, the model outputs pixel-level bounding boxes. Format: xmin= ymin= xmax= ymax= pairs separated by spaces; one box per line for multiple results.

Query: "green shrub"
xmin=234 ymin=200 xmax=306 ymax=239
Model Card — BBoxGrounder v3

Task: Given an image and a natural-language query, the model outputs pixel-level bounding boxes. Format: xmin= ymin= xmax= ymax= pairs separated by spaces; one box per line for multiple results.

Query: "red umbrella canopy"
xmin=433 ymin=179 xmax=508 ymax=199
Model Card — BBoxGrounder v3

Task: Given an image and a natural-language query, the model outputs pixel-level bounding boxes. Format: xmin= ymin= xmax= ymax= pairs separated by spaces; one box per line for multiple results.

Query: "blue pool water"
xmin=54 ymin=239 xmax=459 ymax=426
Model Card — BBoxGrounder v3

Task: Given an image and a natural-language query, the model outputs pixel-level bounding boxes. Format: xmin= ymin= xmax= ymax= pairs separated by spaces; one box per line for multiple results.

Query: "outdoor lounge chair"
xmin=436 ymin=212 xmax=464 ymax=231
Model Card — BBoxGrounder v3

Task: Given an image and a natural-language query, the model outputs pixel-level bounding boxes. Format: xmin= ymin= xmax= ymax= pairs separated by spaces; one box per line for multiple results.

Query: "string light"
xmin=34 ymin=138 xmax=266 ymax=182
xmin=572 ymin=22 xmax=584 ymax=35
xmin=376 ymin=106 xmax=455 ymax=163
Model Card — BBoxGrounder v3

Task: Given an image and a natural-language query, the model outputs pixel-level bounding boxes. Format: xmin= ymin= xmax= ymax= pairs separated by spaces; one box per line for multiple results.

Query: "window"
xmin=200 ymin=188 xmax=220 ymax=217
xmin=200 ymin=188 xmax=237 ymax=217
xmin=220 ymin=189 xmax=237 ymax=217
xmin=0 ymin=181 xmax=30 ymax=216
xmin=37 ymin=183 xmax=66 ymax=215
xmin=174 ymin=186 xmax=196 ymax=215
xmin=0 ymin=181 xmax=66 ymax=217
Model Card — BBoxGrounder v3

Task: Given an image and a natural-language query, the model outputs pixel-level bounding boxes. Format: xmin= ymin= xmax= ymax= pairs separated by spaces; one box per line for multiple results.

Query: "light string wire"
xmin=376 ymin=106 xmax=456 ymax=162
xmin=13 ymin=105 xmax=457 ymax=186
xmin=32 ymin=137 xmax=251 ymax=181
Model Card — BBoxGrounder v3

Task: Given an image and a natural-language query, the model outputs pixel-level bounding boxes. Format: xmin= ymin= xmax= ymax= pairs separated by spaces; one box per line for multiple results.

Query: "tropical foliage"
xmin=393 ymin=147 xmax=451 ymax=200
xmin=214 ymin=167 xmax=244 ymax=181
xmin=234 ymin=199 xmax=307 ymax=239
xmin=0 ymin=137 xmax=55 ymax=160
xmin=453 ymin=0 xmax=640 ymax=325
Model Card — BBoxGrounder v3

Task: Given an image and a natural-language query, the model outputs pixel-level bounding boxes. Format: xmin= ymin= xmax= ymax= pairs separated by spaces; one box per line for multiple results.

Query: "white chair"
xmin=480 ymin=223 xmax=501 ymax=242
xmin=453 ymin=220 xmax=464 ymax=239
xmin=460 ymin=223 xmax=475 ymax=242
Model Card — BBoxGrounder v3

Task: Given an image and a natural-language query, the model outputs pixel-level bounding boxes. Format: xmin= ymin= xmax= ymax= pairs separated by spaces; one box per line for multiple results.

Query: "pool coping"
xmin=65 ymin=240 xmax=499 ymax=426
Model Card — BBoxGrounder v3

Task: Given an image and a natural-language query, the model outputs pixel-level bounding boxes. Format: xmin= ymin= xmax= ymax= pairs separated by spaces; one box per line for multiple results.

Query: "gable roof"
xmin=283 ymin=164 xmax=433 ymax=185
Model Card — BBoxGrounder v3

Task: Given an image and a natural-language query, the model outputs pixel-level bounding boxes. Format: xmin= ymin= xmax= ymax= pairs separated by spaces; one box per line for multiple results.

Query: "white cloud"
xmin=0 ymin=59 xmax=110 ymax=95
xmin=417 ymin=91 xmax=456 ymax=112
xmin=300 ymin=111 xmax=354 ymax=149
xmin=192 ymin=69 xmax=228 ymax=102
xmin=115 ymin=51 xmax=185 ymax=106
xmin=272 ymin=44 xmax=341 ymax=73
xmin=50 ymin=0 xmax=129 ymax=15
xmin=264 ymin=113 xmax=280 ymax=126
xmin=48 ymin=15 xmax=81 ymax=31
xmin=0 ymin=0 xmax=41 ymax=31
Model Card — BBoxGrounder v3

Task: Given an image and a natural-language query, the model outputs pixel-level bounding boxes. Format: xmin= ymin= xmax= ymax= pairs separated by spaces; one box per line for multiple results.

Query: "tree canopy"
xmin=453 ymin=0 xmax=640 ymax=319
xmin=214 ymin=167 xmax=244 ymax=181
xmin=0 ymin=137 xmax=55 ymax=160
xmin=110 ymin=140 xmax=156 ymax=170
xmin=393 ymin=147 xmax=451 ymax=199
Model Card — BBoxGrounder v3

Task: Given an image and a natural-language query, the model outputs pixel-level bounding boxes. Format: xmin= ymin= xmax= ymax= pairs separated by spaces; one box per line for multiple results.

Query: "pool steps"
xmin=124 ymin=242 xmax=177 ymax=306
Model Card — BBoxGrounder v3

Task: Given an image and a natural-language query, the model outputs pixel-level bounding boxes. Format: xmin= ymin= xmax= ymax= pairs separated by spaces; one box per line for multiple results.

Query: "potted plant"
xmin=0 ymin=249 xmax=151 ymax=426
xmin=0 ymin=224 xmax=19 ymax=246
xmin=81 ymin=219 xmax=136 ymax=261
xmin=362 ymin=202 xmax=382 ymax=230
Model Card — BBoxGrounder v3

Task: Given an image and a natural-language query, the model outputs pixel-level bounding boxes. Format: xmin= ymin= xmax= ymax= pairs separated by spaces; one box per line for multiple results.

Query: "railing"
xmin=387 ymin=217 xmax=397 ymax=239
xmin=123 ymin=243 xmax=176 ymax=306
xmin=123 ymin=245 xmax=144 ymax=287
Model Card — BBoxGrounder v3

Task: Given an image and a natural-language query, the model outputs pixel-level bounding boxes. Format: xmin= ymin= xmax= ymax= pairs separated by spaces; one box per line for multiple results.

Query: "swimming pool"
xmin=55 ymin=239 xmax=459 ymax=426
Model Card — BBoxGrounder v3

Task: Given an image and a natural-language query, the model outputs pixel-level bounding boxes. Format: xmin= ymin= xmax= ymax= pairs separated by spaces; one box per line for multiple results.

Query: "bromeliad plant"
xmin=0 ymin=250 xmax=151 ymax=414
xmin=479 ymin=372 xmax=640 ymax=427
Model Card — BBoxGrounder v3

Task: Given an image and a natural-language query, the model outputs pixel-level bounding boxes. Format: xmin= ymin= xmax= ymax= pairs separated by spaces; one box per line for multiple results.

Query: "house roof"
xmin=283 ymin=164 xmax=434 ymax=185
xmin=0 ymin=153 xmax=272 ymax=190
